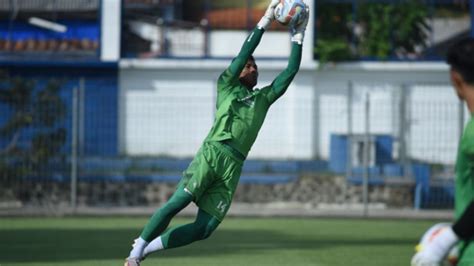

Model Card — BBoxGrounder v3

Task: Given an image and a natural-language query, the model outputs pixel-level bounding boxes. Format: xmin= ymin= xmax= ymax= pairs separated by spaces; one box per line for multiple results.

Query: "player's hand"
xmin=265 ymin=0 xmax=280 ymax=19
xmin=411 ymin=246 xmax=459 ymax=266
xmin=257 ymin=0 xmax=279 ymax=30
xmin=291 ymin=5 xmax=309 ymax=44
xmin=410 ymin=223 xmax=459 ymax=266
xmin=411 ymin=251 xmax=442 ymax=266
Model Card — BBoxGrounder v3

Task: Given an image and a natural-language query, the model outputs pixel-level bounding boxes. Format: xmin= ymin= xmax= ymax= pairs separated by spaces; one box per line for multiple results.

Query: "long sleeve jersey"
xmin=204 ymin=27 xmax=302 ymax=158
xmin=455 ymin=115 xmax=474 ymax=219
xmin=454 ymin=114 xmax=474 ymax=261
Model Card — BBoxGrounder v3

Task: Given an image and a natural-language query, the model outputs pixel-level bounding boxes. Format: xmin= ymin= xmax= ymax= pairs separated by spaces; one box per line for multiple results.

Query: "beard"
xmin=239 ymin=73 xmax=257 ymax=89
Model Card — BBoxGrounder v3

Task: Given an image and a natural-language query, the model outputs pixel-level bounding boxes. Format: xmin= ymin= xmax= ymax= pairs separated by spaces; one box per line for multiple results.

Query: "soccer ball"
xmin=415 ymin=223 xmax=459 ymax=266
xmin=273 ymin=0 xmax=308 ymax=27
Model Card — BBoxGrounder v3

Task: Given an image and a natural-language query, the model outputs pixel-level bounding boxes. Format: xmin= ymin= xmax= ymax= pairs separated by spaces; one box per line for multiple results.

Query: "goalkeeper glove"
xmin=257 ymin=0 xmax=279 ymax=30
xmin=291 ymin=5 xmax=309 ymax=45
xmin=411 ymin=223 xmax=459 ymax=266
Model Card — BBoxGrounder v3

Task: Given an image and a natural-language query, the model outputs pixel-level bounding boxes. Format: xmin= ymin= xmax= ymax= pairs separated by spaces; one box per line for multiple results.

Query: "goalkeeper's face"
xmin=239 ymin=59 xmax=258 ymax=89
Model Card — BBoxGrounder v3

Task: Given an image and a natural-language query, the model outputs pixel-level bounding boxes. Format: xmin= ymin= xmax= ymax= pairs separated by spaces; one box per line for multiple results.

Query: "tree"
xmin=315 ymin=0 xmax=431 ymax=63
xmin=0 ymin=73 xmax=67 ymax=183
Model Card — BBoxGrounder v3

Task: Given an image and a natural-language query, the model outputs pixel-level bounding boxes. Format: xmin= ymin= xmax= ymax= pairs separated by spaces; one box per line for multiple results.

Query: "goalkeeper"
xmin=125 ymin=1 xmax=309 ymax=265
xmin=411 ymin=37 xmax=474 ymax=266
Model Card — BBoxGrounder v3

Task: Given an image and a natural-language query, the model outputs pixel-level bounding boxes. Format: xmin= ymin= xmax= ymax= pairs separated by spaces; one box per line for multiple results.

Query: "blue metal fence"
xmin=5 ymin=65 xmax=118 ymax=156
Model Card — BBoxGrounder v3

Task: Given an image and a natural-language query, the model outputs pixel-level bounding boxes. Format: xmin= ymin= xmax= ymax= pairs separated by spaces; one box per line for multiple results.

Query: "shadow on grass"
xmin=0 ymin=228 xmax=414 ymax=263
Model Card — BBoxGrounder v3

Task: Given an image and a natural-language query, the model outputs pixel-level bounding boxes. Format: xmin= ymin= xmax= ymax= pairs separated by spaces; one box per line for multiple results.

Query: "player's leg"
xmin=144 ymin=143 xmax=243 ymax=254
xmin=164 ymin=208 xmax=220 ymax=248
xmin=140 ymin=182 xmax=193 ymax=240
xmin=142 ymin=208 xmax=220 ymax=256
xmin=127 ymin=182 xmax=192 ymax=260
xmin=130 ymin=144 xmax=216 ymax=261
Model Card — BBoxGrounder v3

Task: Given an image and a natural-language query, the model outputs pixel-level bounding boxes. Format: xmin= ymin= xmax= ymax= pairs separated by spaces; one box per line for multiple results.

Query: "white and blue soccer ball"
xmin=273 ymin=0 xmax=308 ymax=27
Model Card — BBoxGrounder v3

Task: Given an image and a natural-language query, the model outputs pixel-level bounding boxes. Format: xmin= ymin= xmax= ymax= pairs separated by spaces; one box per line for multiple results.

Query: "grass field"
xmin=0 ymin=216 xmax=441 ymax=266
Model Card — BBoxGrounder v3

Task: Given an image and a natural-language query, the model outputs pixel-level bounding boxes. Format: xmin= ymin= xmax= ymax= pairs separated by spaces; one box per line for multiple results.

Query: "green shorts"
xmin=180 ymin=141 xmax=244 ymax=221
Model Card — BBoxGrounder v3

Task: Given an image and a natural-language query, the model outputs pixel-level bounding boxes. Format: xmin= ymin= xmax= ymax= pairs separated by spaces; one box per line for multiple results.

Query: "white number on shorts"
xmin=217 ymin=201 xmax=227 ymax=213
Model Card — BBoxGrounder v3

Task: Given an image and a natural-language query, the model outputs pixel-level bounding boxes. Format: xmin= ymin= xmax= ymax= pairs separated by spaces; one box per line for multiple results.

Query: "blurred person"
xmin=47 ymin=39 xmax=58 ymax=51
xmin=58 ymin=39 xmax=69 ymax=51
xmin=411 ymin=37 xmax=474 ymax=266
xmin=0 ymin=39 xmax=11 ymax=52
xmin=80 ymin=38 xmax=92 ymax=51
xmin=124 ymin=0 xmax=309 ymax=265
xmin=0 ymin=39 xmax=5 ymax=51
xmin=36 ymin=39 xmax=48 ymax=51
xmin=13 ymin=39 xmax=26 ymax=52
xmin=68 ymin=39 xmax=80 ymax=51
xmin=4 ymin=39 xmax=12 ymax=51
xmin=91 ymin=39 xmax=99 ymax=51
xmin=25 ymin=38 xmax=36 ymax=51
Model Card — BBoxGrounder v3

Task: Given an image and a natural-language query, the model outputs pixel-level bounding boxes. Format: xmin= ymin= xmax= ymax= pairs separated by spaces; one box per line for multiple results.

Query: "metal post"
xmin=71 ymin=87 xmax=78 ymax=212
xmin=345 ymin=81 xmax=354 ymax=202
xmin=312 ymin=83 xmax=321 ymax=159
xmin=399 ymin=85 xmax=408 ymax=178
xmin=79 ymin=78 xmax=85 ymax=156
xmin=71 ymin=78 xmax=85 ymax=213
xmin=471 ymin=0 xmax=474 ymax=37
xmin=362 ymin=92 xmax=370 ymax=217
xmin=203 ymin=0 xmax=211 ymax=58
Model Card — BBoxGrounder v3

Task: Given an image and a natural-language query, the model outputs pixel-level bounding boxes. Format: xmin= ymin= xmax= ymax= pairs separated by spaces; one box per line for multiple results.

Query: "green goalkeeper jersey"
xmin=455 ymin=114 xmax=474 ymax=219
xmin=204 ymin=27 xmax=302 ymax=158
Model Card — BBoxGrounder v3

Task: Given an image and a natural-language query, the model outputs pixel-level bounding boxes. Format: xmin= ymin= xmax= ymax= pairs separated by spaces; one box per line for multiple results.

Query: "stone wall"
xmin=1 ymin=174 xmax=414 ymax=209
xmin=234 ymin=175 xmax=414 ymax=208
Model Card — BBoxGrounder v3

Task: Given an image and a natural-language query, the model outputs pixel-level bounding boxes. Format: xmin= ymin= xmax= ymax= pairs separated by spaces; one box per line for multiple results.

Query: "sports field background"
xmin=0 ymin=216 xmax=441 ymax=266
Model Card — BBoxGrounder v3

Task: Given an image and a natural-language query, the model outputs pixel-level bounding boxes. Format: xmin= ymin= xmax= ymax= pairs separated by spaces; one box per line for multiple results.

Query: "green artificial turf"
xmin=0 ymin=216 xmax=440 ymax=266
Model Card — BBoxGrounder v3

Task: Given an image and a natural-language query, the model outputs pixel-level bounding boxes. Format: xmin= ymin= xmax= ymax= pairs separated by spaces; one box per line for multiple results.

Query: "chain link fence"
xmin=0 ymin=73 xmax=462 ymax=215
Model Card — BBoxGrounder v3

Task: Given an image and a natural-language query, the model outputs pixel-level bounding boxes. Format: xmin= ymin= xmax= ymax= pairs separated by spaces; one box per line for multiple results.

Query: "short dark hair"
xmin=248 ymin=55 xmax=255 ymax=62
xmin=446 ymin=37 xmax=474 ymax=85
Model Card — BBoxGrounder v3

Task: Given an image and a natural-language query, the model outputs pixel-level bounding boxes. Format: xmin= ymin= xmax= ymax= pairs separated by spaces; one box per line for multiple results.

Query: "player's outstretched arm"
xmin=264 ymin=6 xmax=309 ymax=104
xmin=218 ymin=0 xmax=279 ymax=87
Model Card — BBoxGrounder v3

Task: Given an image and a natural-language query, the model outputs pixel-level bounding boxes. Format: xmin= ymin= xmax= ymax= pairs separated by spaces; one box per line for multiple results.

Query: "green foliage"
xmin=391 ymin=1 xmax=430 ymax=57
xmin=315 ymin=38 xmax=353 ymax=65
xmin=358 ymin=3 xmax=395 ymax=59
xmin=315 ymin=1 xmax=430 ymax=63
xmin=314 ymin=2 xmax=354 ymax=65
xmin=0 ymin=75 xmax=67 ymax=181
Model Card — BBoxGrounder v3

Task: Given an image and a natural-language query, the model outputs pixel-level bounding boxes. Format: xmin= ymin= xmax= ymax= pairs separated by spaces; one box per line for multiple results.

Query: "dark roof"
xmin=0 ymin=0 xmax=99 ymax=11
xmin=430 ymin=30 xmax=471 ymax=59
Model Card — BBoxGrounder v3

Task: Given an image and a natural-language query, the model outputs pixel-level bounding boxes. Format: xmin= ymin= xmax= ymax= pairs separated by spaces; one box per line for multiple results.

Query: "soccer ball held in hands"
xmin=274 ymin=0 xmax=308 ymax=27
